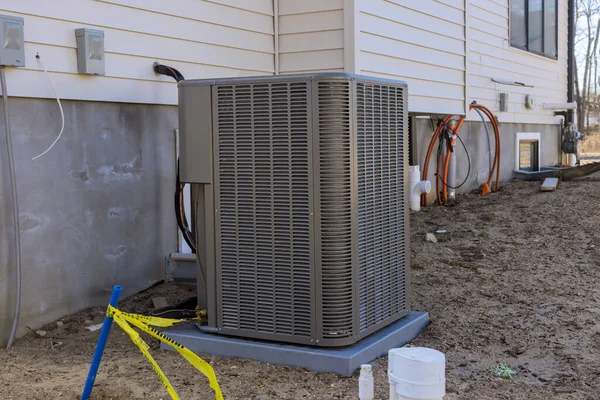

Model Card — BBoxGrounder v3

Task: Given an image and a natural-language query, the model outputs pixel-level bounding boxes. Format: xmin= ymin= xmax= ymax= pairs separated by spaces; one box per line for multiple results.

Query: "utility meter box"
xmin=0 ymin=15 xmax=25 ymax=67
xmin=75 ymin=28 xmax=105 ymax=75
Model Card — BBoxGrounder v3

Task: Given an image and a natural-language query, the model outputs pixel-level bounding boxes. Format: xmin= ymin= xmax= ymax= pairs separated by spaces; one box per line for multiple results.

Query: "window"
xmin=510 ymin=0 xmax=557 ymax=58
xmin=515 ymin=132 xmax=541 ymax=172
xmin=519 ymin=141 xmax=540 ymax=171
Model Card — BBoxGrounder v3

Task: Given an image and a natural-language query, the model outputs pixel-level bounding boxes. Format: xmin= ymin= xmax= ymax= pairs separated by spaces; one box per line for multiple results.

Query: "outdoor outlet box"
xmin=525 ymin=94 xmax=535 ymax=109
xmin=0 ymin=14 xmax=25 ymax=67
xmin=75 ymin=28 xmax=105 ymax=75
xmin=499 ymin=93 xmax=508 ymax=112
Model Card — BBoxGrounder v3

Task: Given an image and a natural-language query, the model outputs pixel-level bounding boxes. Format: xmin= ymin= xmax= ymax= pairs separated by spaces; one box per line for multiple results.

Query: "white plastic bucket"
xmin=388 ymin=347 xmax=445 ymax=400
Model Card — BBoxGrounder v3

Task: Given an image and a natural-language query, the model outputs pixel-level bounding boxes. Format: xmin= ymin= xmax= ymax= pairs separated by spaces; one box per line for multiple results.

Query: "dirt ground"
xmin=2 ymin=177 xmax=600 ymax=399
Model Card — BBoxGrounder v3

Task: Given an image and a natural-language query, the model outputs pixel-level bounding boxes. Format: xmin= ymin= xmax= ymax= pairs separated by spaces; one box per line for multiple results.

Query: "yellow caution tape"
xmin=107 ymin=305 xmax=224 ymax=400
xmin=114 ymin=310 xmax=187 ymax=327
xmin=111 ymin=313 xmax=180 ymax=399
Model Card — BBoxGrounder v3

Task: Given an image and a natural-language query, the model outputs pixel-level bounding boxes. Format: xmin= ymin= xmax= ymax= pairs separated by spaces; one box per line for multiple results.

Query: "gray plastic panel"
xmin=179 ymin=85 xmax=213 ymax=183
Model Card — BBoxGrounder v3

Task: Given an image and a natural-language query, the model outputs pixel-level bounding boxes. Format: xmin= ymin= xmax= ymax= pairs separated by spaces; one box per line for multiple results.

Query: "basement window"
xmin=515 ymin=132 xmax=541 ymax=172
xmin=510 ymin=0 xmax=558 ymax=59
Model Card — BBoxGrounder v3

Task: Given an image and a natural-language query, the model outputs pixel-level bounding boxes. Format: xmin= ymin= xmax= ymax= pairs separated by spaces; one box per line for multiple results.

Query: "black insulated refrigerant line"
xmin=153 ymin=62 xmax=185 ymax=83
xmin=153 ymin=62 xmax=196 ymax=253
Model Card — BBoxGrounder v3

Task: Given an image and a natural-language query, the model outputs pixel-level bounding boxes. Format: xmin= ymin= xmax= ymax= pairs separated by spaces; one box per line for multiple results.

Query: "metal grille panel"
xmin=216 ymin=82 xmax=312 ymax=338
xmin=356 ymin=82 xmax=406 ymax=332
xmin=316 ymin=81 xmax=354 ymax=340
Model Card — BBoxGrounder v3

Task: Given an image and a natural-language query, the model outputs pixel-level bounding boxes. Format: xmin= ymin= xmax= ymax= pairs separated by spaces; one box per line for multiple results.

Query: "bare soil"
xmin=2 ymin=178 xmax=600 ymax=399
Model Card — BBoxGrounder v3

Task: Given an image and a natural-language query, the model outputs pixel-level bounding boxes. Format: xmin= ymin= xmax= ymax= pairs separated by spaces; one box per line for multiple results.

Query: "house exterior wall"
xmin=353 ymin=0 xmax=568 ymax=124
xmin=278 ymin=0 xmax=345 ymax=74
xmin=0 ymin=0 xmax=274 ymax=104
xmin=0 ymin=98 xmax=177 ymax=345
xmin=0 ymin=0 xmax=568 ymax=121
xmin=354 ymin=0 xmax=466 ymax=114
xmin=467 ymin=0 xmax=568 ymax=124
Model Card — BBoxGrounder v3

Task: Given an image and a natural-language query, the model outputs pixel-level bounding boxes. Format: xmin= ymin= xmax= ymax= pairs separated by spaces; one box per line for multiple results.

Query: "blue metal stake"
xmin=81 ymin=285 xmax=122 ymax=400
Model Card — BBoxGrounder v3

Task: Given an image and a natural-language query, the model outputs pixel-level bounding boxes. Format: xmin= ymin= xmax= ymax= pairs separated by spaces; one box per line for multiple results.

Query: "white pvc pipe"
xmin=409 ymin=165 xmax=431 ymax=211
xmin=388 ymin=347 xmax=446 ymax=400
xmin=542 ymin=102 xmax=577 ymax=110
xmin=448 ymin=134 xmax=457 ymax=200
xmin=568 ymin=153 xmax=577 ymax=167
xmin=359 ymin=364 xmax=374 ymax=400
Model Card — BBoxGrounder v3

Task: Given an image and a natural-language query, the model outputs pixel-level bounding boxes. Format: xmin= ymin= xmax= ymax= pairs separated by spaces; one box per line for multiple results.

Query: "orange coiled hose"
xmin=421 ymin=115 xmax=454 ymax=207
xmin=421 ymin=104 xmax=501 ymax=207
xmin=440 ymin=117 xmax=465 ymax=205
xmin=468 ymin=103 xmax=500 ymax=196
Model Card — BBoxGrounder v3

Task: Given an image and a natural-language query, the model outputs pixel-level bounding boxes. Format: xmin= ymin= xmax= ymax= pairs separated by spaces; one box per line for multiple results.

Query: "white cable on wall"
xmin=31 ymin=55 xmax=65 ymax=161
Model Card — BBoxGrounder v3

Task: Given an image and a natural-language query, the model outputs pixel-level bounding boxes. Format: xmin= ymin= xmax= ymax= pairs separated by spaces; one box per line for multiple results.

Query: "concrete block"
xmin=541 ymin=177 xmax=559 ymax=191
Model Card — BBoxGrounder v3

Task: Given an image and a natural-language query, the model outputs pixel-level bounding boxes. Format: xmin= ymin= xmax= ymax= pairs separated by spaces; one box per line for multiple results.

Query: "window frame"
xmin=515 ymin=132 xmax=541 ymax=172
xmin=510 ymin=0 xmax=559 ymax=60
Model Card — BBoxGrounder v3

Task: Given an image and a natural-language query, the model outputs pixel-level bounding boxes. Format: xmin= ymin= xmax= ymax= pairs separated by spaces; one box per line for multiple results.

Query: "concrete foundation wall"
xmin=414 ymin=119 xmax=561 ymax=203
xmin=0 ymin=98 xmax=177 ymax=345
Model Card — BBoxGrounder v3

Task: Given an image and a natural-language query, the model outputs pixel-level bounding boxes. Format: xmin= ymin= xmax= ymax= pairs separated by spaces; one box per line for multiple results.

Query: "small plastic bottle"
xmin=359 ymin=364 xmax=374 ymax=400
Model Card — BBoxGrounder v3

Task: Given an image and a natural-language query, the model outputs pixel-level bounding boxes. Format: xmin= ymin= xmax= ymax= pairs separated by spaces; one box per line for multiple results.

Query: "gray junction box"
xmin=75 ymin=28 xmax=105 ymax=75
xmin=178 ymin=73 xmax=410 ymax=347
xmin=0 ymin=14 xmax=25 ymax=67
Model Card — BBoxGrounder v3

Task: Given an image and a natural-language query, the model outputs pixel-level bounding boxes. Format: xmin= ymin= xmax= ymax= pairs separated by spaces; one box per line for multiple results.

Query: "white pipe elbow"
xmin=416 ymin=180 xmax=431 ymax=196
xmin=409 ymin=165 xmax=430 ymax=211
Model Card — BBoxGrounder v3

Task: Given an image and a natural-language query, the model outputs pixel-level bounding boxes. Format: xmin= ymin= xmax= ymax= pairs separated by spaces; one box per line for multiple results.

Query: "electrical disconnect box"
xmin=75 ymin=28 xmax=105 ymax=75
xmin=499 ymin=93 xmax=508 ymax=112
xmin=0 ymin=14 xmax=25 ymax=67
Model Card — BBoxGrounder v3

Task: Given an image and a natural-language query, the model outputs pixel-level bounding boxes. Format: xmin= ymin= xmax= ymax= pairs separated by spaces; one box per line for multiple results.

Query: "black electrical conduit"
xmin=154 ymin=62 xmax=196 ymax=253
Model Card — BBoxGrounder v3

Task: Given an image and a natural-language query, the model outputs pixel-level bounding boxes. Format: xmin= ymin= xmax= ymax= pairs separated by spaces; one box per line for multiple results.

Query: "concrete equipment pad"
xmin=162 ymin=311 xmax=429 ymax=376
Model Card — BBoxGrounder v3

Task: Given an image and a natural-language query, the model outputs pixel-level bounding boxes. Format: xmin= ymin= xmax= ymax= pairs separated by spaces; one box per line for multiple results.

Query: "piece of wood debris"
xmin=152 ymin=296 xmax=169 ymax=310
xmin=541 ymin=177 xmax=559 ymax=191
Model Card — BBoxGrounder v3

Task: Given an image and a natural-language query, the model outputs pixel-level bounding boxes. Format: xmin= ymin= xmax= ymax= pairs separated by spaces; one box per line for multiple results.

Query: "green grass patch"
xmin=492 ymin=363 xmax=516 ymax=379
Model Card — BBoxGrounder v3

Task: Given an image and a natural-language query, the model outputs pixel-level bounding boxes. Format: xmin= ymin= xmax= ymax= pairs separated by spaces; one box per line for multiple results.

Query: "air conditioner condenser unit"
xmin=178 ymin=73 xmax=409 ymax=347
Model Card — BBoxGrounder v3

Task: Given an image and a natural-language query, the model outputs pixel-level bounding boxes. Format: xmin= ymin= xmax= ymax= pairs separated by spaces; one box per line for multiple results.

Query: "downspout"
xmin=273 ymin=0 xmax=279 ymax=75
xmin=567 ymin=0 xmax=575 ymax=125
